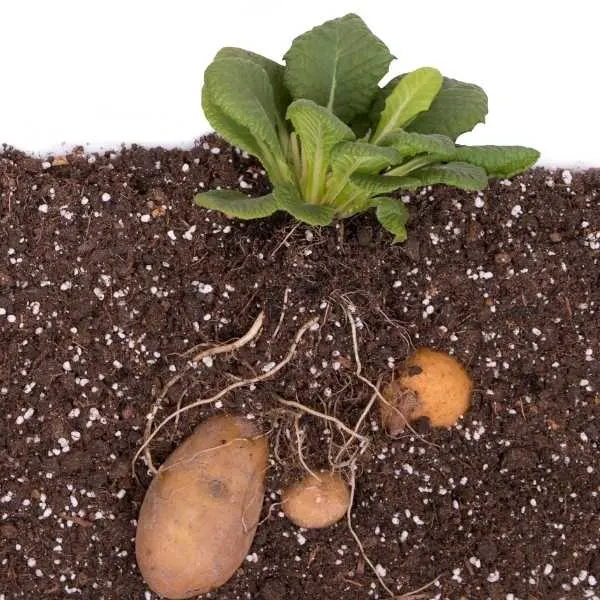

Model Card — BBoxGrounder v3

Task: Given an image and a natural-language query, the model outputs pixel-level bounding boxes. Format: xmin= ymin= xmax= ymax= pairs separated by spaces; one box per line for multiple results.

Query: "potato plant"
xmin=195 ymin=13 xmax=540 ymax=241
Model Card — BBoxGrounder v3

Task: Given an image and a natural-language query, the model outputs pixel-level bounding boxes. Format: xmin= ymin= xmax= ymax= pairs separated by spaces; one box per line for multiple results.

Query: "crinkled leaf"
xmin=286 ymin=99 xmax=355 ymax=201
xmin=375 ymin=197 xmax=409 ymax=243
xmin=330 ymin=142 xmax=401 ymax=178
xmin=283 ymin=13 xmax=393 ymax=122
xmin=274 ymin=183 xmax=335 ymax=226
xmin=202 ymin=85 xmax=265 ymax=161
xmin=204 ymin=56 xmax=283 ymax=160
xmin=412 ymin=161 xmax=488 ymax=190
xmin=371 ymin=67 xmax=443 ymax=144
xmin=453 ymin=145 xmax=540 ymax=178
xmin=407 ymin=78 xmax=488 ymax=140
xmin=350 ymin=173 xmax=422 ymax=195
xmin=214 ymin=47 xmax=291 ymax=122
xmin=383 ymin=130 xmax=455 ymax=160
xmin=193 ymin=190 xmax=278 ymax=219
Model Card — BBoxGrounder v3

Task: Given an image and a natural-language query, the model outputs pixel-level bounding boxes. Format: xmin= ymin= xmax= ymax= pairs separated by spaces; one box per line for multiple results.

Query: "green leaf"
xmin=371 ymin=67 xmax=443 ymax=144
xmin=193 ymin=190 xmax=278 ymax=219
xmin=330 ymin=142 xmax=401 ymax=177
xmin=214 ymin=47 xmax=291 ymax=123
xmin=202 ymin=85 xmax=265 ymax=160
xmin=334 ymin=188 xmax=376 ymax=218
xmin=383 ymin=130 xmax=455 ymax=160
xmin=348 ymin=113 xmax=373 ymax=139
xmin=375 ymin=197 xmax=409 ymax=243
xmin=283 ymin=13 xmax=393 ymax=122
xmin=274 ymin=183 xmax=335 ymax=226
xmin=412 ymin=161 xmax=488 ymax=190
xmin=350 ymin=173 xmax=422 ymax=195
xmin=407 ymin=78 xmax=488 ymax=140
xmin=326 ymin=141 xmax=401 ymax=203
xmin=286 ymin=99 xmax=355 ymax=201
xmin=453 ymin=145 xmax=540 ymax=178
xmin=204 ymin=56 xmax=284 ymax=161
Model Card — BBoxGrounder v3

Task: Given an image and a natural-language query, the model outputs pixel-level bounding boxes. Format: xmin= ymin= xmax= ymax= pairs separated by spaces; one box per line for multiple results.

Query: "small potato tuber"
xmin=135 ymin=414 xmax=268 ymax=599
xmin=380 ymin=347 xmax=472 ymax=433
xmin=282 ymin=470 xmax=350 ymax=529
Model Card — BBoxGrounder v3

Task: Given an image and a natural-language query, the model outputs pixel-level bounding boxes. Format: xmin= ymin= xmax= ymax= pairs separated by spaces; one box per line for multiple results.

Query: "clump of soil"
xmin=1 ymin=136 xmax=599 ymax=599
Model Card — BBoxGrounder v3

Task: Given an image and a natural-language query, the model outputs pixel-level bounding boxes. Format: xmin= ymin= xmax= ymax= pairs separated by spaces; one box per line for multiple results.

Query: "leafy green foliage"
xmin=370 ymin=67 xmax=443 ymax=144
xmin=283 ymin=13 xmax=393 ymax=122
xmin=193 ymin=190 xmax=278 ymax=219
xmin=375 ymin=198 xmax=410 ymax=243
xmin=195 ymin=13 xmax=540 ymax=243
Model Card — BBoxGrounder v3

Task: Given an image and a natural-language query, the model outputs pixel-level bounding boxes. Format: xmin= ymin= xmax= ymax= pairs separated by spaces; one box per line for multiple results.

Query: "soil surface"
xmin=1 ymin=137 xmax=599 ymax=600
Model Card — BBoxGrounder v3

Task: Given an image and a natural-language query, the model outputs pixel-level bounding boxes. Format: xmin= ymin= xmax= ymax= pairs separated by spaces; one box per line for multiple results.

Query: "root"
xmin=272 ymin=394 xmax=368 ymax=447
xmin=271 ymin=287 xmax=290 ymax=342
xmin=141 ymin=311 xmax=265 ymax=474
xmin=394 ymin=575 xmax=442 ymax=599
xmin=293 ymin=414 xmax=321 ymax=481
xmin=132 ymin=314 xmax=318 ymax=478
xmin=346 ymin=467 xmax=394 ymax=597
xmin=333 ymin=376 xmax=382 ymax=467
xmin=185 ymin=310 xmax=265 ymax=363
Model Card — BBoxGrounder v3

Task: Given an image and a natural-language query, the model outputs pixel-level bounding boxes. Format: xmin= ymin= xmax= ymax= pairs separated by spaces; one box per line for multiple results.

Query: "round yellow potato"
xmin=135 ymin=414 xmax=268 ymax=599
xmin=380 ymin=347 xmax=472 ymax=433
xmin=282 ymin=470 xmax=350 ymax=529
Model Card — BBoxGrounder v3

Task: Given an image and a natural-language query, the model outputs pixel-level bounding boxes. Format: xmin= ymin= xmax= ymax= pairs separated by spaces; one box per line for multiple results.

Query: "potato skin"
xmin=282 ymin=470 xmax=350 ymax=529
xmin=381 ymin=348 xmax=472 ymax=432
xmin=135 ymin=414 xmax=268 ymax=599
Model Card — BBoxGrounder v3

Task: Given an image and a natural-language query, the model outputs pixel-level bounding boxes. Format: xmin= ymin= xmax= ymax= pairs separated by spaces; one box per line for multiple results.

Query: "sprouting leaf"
xmin=371 ymin=67 xmax=443 ymax=144
xmin=350 ymin=173 xmax=422 ymax=195
xmin=453 ymin=145 xmax=540 ymax=178
xmin=214 ymin=48 xmax=291 ymax=122
xmin=283 ymin=13 xmax=393 ymax=122
xmin=274 ymin=183 xmax=335 ymax=226
xmin=193 ymin=190 xmax=278 ymax=219
xmin=204 ymin=57 xmax=284 ymax=161
xmin=407 ymin=78 xmax=488 ymax=140
xmin=382 ymin=130 xmax=455 ymax=160
xmin=411 ymin=161 xmax=488 ymax=190
xmin=286 ymin=99 xmax=355 ymax=201
xmin=375 ymin=197 xmax=409 ymax=243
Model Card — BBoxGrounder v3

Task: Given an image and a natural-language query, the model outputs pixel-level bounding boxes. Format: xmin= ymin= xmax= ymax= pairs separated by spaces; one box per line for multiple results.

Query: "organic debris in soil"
xmin=1 ymin=137 xmax=599 ymax=599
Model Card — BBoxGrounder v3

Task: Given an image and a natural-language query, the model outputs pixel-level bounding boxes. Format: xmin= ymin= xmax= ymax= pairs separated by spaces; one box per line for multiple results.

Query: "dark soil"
xmin=1 ymin=136 xmax=599 ymax=600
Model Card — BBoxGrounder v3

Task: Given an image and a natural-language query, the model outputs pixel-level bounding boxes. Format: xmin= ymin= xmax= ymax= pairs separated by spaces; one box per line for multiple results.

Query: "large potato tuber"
xmin=135 ymin=414 xmax=268 ymax=599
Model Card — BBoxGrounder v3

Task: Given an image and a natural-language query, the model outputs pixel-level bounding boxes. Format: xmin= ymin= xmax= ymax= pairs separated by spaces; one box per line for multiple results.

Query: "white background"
xmin=1 ymin=0 xmax=598 ymax=167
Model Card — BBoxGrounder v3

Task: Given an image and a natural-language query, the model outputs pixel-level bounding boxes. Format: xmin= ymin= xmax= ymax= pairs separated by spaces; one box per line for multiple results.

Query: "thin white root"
xmin=340 ymin=300 xmax=437 ymax=447
xmin=345 ymin=301 xmax=363 ymax=376
xmin=294 ymin=415 xmax=321 ymax=481
xmin=272 ymin=394 xmax=369 ymax=447
xmin=271 ymin=287 xmax=290 ymax=342
xmin=190 ymin=311 xmax=265 ymax=363
xmin=270 ymin=222 xmax=300 ymax=258
xmin=394 ymin=575 xmax=442 ymax=599
xmin=140 ymin=311 xmax=265 ymax=475
xmin=347 ymin=468 xmax=394 ymax=597
xmin=333 ymin=375 xmax=383 ymax=467
xmin=132 ymin=315 xmax=318 ymax=476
